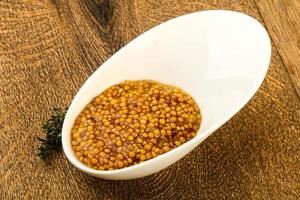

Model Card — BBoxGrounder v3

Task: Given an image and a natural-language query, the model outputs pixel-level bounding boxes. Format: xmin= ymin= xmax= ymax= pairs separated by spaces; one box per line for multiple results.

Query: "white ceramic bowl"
xmin=62 ymin=10 xmax=271 ymax=180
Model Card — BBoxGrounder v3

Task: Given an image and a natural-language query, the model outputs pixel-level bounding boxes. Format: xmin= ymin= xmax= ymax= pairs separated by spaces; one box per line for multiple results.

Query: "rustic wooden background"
xmin=1 ymin=0 xmax=300 ymax=199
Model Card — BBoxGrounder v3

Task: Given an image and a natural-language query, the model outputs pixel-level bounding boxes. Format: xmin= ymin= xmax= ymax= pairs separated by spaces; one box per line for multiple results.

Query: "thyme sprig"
xmin=37 ymin=107 xmax=66 ymax=160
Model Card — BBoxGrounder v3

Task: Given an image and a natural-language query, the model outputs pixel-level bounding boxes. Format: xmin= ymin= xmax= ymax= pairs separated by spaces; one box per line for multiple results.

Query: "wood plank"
xmin=255 ymin=0 xmax=300 ymax=98
xmin=0 ymin=0 xmax=299 ymax=199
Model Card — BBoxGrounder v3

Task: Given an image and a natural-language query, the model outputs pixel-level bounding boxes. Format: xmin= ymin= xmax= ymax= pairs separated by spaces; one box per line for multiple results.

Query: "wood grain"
xmin=255 ymin=0 xmax=300 ymax=98
xmin=0 ymin=0 xmax=299 ymax=199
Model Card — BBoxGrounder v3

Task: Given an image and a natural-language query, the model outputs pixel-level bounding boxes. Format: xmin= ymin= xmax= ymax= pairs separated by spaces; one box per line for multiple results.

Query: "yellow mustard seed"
xmin=127 ymin=135 xmax=134 ymax=141
xmin=75 ymin=146 xmax=81 ymax=152
xmin=110 ymin=156 xmax=116 ymax=162
xmin=142 ymin=132 xmax=148 ymax=138
xmin=144 ymin=144 xmax=152 ymax=151
xmin=115 ymin=140 xmax=122 ymax=147
xmin=136 ymin=137 xmax=143 ymax=143
xmin=146 ymin=153 xmax=152 ymax=160
xmin=116 ymin=153 xmax=123 ymax=160
xmin=91 ymin=158 xmax=98 ymax=165
xmin=140 ymin=119 xmax=147 ymax=124
xmin=159 ymin=119 xmax=166 ymax=125
xmin=161 ymin=129 xmax=166 ymax=136
xmin=152 ymin=152 xmax=158 ymax=158
xmin=104 ymin=148 xmax=111 ymax=153
xmin=148 ymin=132 xmax=154 ymax=138
xmin=92 ymin=148 xmax=100 ymax=154
xmin=154 ymin=148 xmax=160 ymax=153
xmin=140 ymin=155 xmax=146 ymax=161
xmin=128 ymin=151 xmax=136 ymax=158
xmin=175 ymin=141 xmax=181 ymax=146
xmin=140 ymin=149 xmax=146 ymax=154
xmin=87 ymin=126 xmax=93 ymax=131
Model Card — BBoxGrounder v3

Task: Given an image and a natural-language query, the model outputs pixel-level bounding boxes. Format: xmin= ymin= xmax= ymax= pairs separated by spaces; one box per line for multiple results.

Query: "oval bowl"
xmin=62 ymin=10 xmax=271 ymax=180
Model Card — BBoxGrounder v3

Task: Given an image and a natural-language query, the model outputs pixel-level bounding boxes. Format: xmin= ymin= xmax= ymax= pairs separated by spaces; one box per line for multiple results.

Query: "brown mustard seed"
xmin=71 ymin=80 xmax=201 ymax=170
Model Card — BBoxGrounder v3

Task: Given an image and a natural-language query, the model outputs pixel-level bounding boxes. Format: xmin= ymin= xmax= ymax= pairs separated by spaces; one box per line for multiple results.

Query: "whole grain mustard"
xmin=71 ymin=80 xmax=201 ymax=170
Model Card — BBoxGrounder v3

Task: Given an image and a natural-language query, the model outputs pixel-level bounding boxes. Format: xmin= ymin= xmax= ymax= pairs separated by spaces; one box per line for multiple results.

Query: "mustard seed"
xmin=128 ymin=151 xmax=136 ymax=158
xmin=91 ymin=158 xmax=98 ymax=165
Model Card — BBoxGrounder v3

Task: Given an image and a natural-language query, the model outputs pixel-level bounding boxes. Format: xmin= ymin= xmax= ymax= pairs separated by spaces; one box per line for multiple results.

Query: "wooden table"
xmin=1 ymin=0 xmax=299 ymax=199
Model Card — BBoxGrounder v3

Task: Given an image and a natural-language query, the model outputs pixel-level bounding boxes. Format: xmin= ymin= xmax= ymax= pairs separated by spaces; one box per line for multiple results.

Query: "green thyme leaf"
xmin=37 ymin=107 xmax=66 ymax=160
